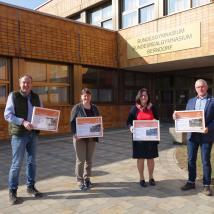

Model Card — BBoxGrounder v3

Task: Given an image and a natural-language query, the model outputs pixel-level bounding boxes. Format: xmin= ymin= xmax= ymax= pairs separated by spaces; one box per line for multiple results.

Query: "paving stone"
xmin=0 ymin=124 xmax=213 ymax=214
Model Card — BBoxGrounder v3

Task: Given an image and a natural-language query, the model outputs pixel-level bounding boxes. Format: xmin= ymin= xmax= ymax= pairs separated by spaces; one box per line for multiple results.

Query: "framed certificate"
xmin=174 ymin=110 xmax=205 ymax=133
xmin=76 ymin=116 xmax=103 ymax=138
xmin=133 ymin=120 xmax=160 ymax=141
xmin=31 ymin=107 xmax=60 ymax=132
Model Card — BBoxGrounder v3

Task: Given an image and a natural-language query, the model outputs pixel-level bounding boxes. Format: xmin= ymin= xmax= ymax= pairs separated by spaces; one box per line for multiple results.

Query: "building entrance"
xmin=153 ymin=67 xmax=214 ymax=121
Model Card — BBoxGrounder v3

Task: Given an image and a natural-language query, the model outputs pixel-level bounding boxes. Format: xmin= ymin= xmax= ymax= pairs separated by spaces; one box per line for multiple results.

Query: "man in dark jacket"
xmin=4 ymin=74 xmax=43 ymax=205
xmin=174 ymin=79 xmax=214 ymax=196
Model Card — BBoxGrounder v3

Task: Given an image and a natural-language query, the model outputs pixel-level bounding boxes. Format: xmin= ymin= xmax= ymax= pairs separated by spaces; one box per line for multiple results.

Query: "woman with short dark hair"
xmin=70 ymin=88 xmax=100 ymax=190
xmin=127 ymin=88 xmax=159 ymax=187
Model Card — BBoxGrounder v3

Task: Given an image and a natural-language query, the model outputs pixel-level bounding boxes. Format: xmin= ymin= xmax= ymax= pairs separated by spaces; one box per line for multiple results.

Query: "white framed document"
xmin=174 ymin=110 xmax=205 ymax=133
xmin=31 ymin=107 xmax=60 ymax=132
xmin=76 ymin=116 xmax=103 ymax=138
xmin=133 ymin=120 xmax=160 ymax=141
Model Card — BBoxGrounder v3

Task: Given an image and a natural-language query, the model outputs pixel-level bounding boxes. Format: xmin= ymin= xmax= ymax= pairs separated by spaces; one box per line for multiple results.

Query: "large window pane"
xmin=49 ymin=87 xmax=68 ymax=103
xmin=90 ymin=89 xmax=98 ymax=102
xmin=125 ymin=73 xmax=135 ymax=86
xmin=102 ymin=5 xmax=112 ymax=19
xmin=33 ymin=87 xmax=48 ymax=103
xmin=168 ymin=0 xmax=189 ymax=14
xmin=91 ymin=10 xmax=102 ymax=24
xmin=23 ymin=61 xmax=70 ymax=104
xmin=140 ymin=4 xmax=154 ymax=23
xmin=123 ymin=0 xmax=138 ymax=11
xmin=0 ymin=58 xmax=7 ymax=80
xmin=139 ymin=0 xmax=155 ymax=6
xmin=25 ymin=61 xmax=47 ymax=81
xmin=0 ymin=85 xmax=6 ymax=103
xmin=102 ymin=19 xmax=113 ymax=29
xmin=122 ymin=11 xmax=138 ymax=28
xmin=89 ymin=3 xmax=112 ymax=29
xmin=82 ymin=67 xmax=114 ymax=103
xmin=124 ymin=89 xmax=137 ymax=102
xmin=48 ymin=64 xmax=69 ymax=83
xmin=99 ymin=89 xmax=112 ymax=102
xmin=192 ymin=0 xmax=209 ymax=7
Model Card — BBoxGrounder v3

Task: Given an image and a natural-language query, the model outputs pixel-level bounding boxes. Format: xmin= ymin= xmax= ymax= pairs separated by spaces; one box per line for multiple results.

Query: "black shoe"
xmin=27 ymin=185 xmax=43 ymax=197
xmin=149 ymin=178 xmax=156 ymax=186
xmin=78 ymin=182 xmax=87 ymax=191
xmin=140 ymin=180 xmax=147 ymax=187
xmin=203 ymin=186 xmax=212 ymax=196
xmin=9 ymin=189 xmax=17 ymax=205
xmin=181 ymin=182 xmax=195 ymax=191
xmin=85 ymin=178 xmax=92 ymax=189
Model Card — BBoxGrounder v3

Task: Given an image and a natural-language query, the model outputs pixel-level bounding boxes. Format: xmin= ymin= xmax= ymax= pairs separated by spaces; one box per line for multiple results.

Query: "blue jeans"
xmin=187 ymin=140 xmax=213 ymax=185
xmin=8 ymin=132 xmax=38 ymax=190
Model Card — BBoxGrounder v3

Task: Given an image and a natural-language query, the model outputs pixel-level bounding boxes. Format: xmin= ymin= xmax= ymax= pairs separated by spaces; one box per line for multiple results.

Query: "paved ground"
xmin=0 ymin=123 xmax=213 ymax=214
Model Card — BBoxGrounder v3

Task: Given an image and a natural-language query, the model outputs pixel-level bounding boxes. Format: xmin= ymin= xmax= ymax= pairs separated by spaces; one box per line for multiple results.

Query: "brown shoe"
xmin=203 ymin=186 xmax=212 ymax=196
xmin=181 ymin=182 xmax=195 ymax=191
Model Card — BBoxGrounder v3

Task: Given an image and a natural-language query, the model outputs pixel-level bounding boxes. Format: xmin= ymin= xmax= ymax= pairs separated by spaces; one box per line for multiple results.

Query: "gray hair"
xmin=19 ymin=74 xmax=33 ymax=82
xmin=195 ymin=79 xmax=207 ymax=87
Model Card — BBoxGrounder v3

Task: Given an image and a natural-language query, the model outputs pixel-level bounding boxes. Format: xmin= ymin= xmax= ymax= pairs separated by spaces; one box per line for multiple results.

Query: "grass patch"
xmin=176 ymin=144 xmax=214 ymax=184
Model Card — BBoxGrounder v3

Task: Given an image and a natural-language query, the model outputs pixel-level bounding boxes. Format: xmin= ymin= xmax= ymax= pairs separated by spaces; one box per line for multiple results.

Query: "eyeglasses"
xmin=195 ymin=85 xmax=206 ymax=89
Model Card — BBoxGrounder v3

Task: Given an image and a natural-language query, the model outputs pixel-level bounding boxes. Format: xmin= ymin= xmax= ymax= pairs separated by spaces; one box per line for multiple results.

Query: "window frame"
xmin=23 ymin=60 xmax=72 ymax=106
xmin=0 ymin=57 xmax=11 ymax=105
xmin=87 ymin=2 xmax=113 ymax=29
xmin=121 ymin=0 xmax=155 ymax=29
xmin=164 ymin=0 xmax=211 ymax=16
xmin=82 ymin=66 xmax=118 ymax=104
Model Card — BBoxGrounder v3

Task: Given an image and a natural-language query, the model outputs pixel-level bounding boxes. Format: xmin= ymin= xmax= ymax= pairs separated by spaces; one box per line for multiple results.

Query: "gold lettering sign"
xmin=127 ymin=23 xmax=201 ymax=59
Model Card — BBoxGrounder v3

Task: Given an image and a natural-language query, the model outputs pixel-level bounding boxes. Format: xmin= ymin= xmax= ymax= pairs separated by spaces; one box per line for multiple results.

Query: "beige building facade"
xmin=0 ymin=1 xmax=214 ymax=138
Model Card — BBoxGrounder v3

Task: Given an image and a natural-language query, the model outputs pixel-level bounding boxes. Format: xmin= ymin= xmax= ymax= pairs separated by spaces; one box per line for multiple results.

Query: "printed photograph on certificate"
xmin=76 ymin=116 xmax=103 ymax=138
xmin=174 ymin=110 xmax=205 ymax=133
xmin=31 ymin=107 xmax=60 ymax=132
xmin=133 ymin=120 xmax=160 ymax=141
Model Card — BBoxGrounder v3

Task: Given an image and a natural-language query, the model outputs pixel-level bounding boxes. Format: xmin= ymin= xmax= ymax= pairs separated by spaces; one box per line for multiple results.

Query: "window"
xmin=24 ymin=61 xmax=71 ymax=105
xmin=165 ymin=0 xmax=210 ymax=15
xmin=122 ymin=71 xmax=150 ymax=103
xmin=0 ymin=57 xmax=10 ymax=103
xmin=88 ymin=3 xmax=113 ymax=29
xmin=167 ymin=0 xmax=189 ymax=14
xmin=121 ymin=0 xmax=155 ymax=28
xmin=82 ymin=67 xmax=115 ymax=103
xmin=68 ymin=13 xmax=82 ymax=22
xmin=192 ymin=0 xmax=210 ymax=7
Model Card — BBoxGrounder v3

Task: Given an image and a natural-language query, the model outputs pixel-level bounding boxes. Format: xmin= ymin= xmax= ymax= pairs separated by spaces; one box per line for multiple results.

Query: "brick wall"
xmin=0 ymin=3 xmax=117 ymax=68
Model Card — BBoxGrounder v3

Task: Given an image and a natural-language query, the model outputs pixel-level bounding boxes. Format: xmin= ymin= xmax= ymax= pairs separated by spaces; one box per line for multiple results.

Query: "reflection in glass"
xmin=48 ymin=64 xmax=69 ymax=83
xmin=122 ymin=11 xmax=138 ymax=28
xmin=192 ymin=0 xmax=209 ymax=7
xmin=33 ymin=87 xmax=48 ymax=103
xmin=99 ymin=89 xmax=112 ymax=102
xmin=125 ymin=89 xmax=137 ymax=102
xmin=91 ymin=9 xmax=102 ymax=24
xmin=125 ymin=72 xmax=135 ymax=86
xmin=25 ymin=61 xmax=46 ymax=81
xmin=176 ymin=90 xmax=189 ymax=105
xmin=49 ymin=87 xmax=68 ymax=103
xmin=90 ymin=89 xmax=98 ymax=102
xmin=0 ymin=58 xmax=7 ymax=80
xmin=123 ymin=0 xmax=138 ymax=11
xmin=168 ymin=0 xmax=189 ymax=14
xmin=139 ymin=0 xmax=154 ymax=6
xmin=102 ymin=19 xmax=113 ymax=29
xmin=161 ymin=90 xmax=173 ymax=104
xmin=102 ymin=5 xmax=112 ymax=19
xmin=0 ymin=85 xmax=6 ymax=103
xmin=140 ymin=4 xmax=154 ymax=23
